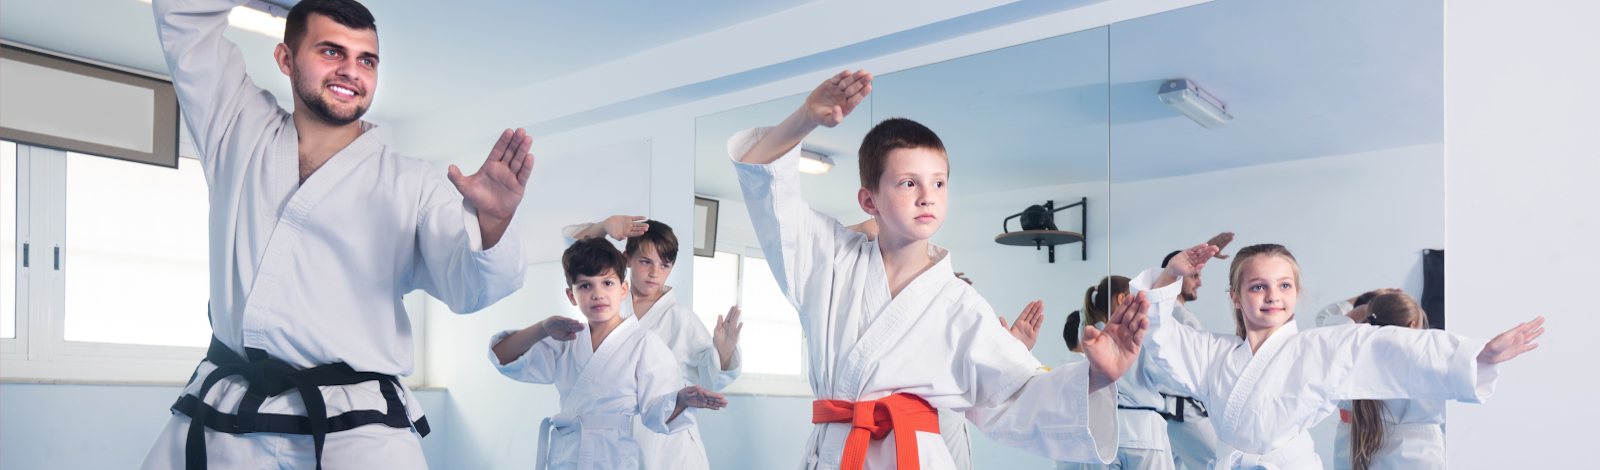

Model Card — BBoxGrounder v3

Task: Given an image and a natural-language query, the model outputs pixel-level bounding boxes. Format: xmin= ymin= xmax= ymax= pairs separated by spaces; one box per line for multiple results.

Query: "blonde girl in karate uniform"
xmin=1126 ymin=243 xmax=1545 ymax=470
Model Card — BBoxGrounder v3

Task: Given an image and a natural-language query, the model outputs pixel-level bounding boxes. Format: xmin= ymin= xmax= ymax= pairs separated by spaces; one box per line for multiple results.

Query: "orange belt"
xmin=811 ymin=393 xmax=941 ymax=470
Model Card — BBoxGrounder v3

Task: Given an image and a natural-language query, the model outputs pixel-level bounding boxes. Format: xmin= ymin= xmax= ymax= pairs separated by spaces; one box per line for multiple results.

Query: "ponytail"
xmin=1082 ymin=275 xmax=1130 ymax=328
xmin=1349 ymin=292 xmax=1428 ymax=470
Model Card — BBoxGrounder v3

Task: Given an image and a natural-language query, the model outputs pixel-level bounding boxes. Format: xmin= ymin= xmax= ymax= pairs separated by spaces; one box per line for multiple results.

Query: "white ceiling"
xmin=694 ymin=0 xmax=1444 ymax=220
xmin=0 ymin=0 xmax=819 ymax=123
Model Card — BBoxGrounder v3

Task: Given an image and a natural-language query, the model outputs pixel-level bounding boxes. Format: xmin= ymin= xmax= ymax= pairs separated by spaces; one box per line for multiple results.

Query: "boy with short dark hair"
xmin=730 ymin=70 xmax=1150 ymax=469
xmin=489 ymin=238 xmax=728 ymax=470
xmin=563 ymin=216 xmax=744 ymax=470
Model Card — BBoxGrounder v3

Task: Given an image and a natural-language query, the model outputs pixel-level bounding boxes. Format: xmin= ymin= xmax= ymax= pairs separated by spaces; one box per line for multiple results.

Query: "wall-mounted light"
xmin=139 ymin=0 xmax=288 ymax=39
xmin=799 ymin=148 xmax=835 ymax=175
xmin=1158 ymin=79 xmax=1231 ymax=130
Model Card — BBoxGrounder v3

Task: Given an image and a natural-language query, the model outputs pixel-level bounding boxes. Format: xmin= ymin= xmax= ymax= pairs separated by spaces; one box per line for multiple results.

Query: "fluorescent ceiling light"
xmin=139 ymin=0 xmax=287 ymax=39
xmin=799 ymin=149 xmax=834 ymax=175
xmin=1158 ymin=79 xmax=1231 ymax=130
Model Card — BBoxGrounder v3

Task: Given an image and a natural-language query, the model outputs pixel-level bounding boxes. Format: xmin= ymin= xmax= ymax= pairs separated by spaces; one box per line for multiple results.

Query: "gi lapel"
xmin=837 ymin=244 xmax=956 ymax=399
xmin=238 ymin=125 xmax=385 ymax=341
xmin=1221 ymin=322 xmax=1300 ymax=433
xmin=568 ymin=313 xmax=644 ymax=409
xmin=635 ymin=289 xmax=676 ymax=332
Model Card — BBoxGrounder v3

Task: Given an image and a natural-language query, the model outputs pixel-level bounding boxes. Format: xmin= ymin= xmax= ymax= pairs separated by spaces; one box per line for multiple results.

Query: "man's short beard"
xmin=1181 ymin=291 xmax=1197 ymax=302
xmin=293 ymin=68 xmax=367 ymax=126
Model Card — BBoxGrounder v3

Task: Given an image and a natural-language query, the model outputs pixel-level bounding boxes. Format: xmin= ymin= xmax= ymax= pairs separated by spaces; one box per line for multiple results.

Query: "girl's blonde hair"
xmin=1350 ymin=293 xmax=1429 ymax=470
xmin=1226 ymin=244 xmax=1303 ymax=339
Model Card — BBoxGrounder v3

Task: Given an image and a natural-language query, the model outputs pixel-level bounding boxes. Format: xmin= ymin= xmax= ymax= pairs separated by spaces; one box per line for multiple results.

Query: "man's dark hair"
xmin=624 ymin=220 xmax=679 ymax=266
xmin=562 ymin=238 xmax=628 ymax=286
xmin=285 ymin=0 xmax=378 ymax=50
xmin=1162 ymin=250 xmax=1183 ymax=268
xmin=858 ymin=118 xmax=947 ymax=192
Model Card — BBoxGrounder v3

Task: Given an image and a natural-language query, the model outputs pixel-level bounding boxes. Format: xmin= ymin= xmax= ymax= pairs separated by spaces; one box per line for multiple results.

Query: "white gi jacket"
xmin=1312 ymin=301 xmax=1447 ymax=470
xmin=730 ymin=127 xmax=1117 ymax=469
xmin=492 ymin=312 xmax=693 ymax=470
xmin=155 ymin=0 xmax=524 ymax=423
xmin=629 ymin=288 xmax=742 ymax=470
xmin=1131 ymin=268 xmax=1496 ymax=470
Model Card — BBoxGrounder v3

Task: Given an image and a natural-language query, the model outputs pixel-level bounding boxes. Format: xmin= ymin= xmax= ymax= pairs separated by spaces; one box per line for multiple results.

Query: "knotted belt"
xmin=535 ymin=411 xmax=632 ymax=470
xmin=811 ymin=393 xmax=941 ymax=470
xmin=173 ymin=337 xmax=428 ymax=470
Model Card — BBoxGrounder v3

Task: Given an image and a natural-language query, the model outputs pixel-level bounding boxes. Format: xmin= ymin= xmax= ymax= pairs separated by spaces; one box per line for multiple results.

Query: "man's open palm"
xmin=449 ymin=128 xmax=534 ymax=222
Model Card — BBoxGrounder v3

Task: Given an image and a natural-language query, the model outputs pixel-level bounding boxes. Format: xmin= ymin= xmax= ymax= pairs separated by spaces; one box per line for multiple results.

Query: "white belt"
xmin=1214 ymin=432 xmax=1316 ymax=470
xmin=536 ymin=411 xmax=632 ymax=470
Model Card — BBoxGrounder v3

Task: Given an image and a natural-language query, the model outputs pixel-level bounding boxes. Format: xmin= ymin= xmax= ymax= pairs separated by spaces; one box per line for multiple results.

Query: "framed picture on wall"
xmin=694 ymin=196 xmax=719 ymax=257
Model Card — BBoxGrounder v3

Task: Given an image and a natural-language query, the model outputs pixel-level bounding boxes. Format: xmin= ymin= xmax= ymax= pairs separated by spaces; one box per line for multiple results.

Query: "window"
xmin=693 ymin=244 xmax=809 ymax=396
xmin=3 ymin=141 xmax=16 ymax=340
xmin=63 ymin=152 xmax=209 ymax=347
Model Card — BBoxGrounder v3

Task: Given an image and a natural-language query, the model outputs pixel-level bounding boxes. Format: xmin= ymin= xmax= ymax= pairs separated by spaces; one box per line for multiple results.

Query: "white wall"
xmin=1108 ymin=143 xmax=1446 ymax=469
xmin=1443 ymin=1 xmax=1600 ymax=468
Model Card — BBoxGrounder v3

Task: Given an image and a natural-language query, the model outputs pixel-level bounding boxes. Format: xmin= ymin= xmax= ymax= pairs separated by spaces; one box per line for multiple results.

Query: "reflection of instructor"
xmin=1155 ymin=232 xmax=1233 ymax=470
xmin=142 ymin=1 xmax=528 ymax=469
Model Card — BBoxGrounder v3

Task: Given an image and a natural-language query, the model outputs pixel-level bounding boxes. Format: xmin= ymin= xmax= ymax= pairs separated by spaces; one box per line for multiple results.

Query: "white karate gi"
xmin=1162 ymin=304 xmax=1218 ymax=470
xmin=1130 ymin=268 xmax=1497 ymax=470
xmin=1057 ymin=311 xmax=1175 ymax=470
xmin=491 ymin=312 xmax=694 ymax=470
xmin=559 ymin=222 xmax=744 ymax=470
xmin=629 ymin=288 xmax=742 ymax=470
xmin=1312 ymin=301 xmax=1446 ymax=470
xmin=730 ymin=127 xmax=1118 ymax=470
xmin=142 ymin=1 xmax=524 ymax=469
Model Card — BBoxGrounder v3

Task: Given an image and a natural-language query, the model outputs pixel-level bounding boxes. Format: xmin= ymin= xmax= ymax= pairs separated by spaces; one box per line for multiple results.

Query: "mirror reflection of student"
xmin=1155 ymin=233 xmax=1232 ymax=470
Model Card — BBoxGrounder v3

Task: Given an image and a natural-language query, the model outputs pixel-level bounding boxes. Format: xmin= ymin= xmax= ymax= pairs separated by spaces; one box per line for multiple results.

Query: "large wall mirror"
xmin=1107 ymin=0 xmax=1444 ymax=468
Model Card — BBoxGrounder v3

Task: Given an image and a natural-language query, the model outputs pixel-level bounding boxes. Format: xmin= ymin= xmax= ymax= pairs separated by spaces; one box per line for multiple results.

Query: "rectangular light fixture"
xmin=1158 ymin=79 xmax=1231 ymax=130
xmin=139 ymin=0 xmax=288 ymax=39
xmin=799 ymin=148 xmax=835 ymax=175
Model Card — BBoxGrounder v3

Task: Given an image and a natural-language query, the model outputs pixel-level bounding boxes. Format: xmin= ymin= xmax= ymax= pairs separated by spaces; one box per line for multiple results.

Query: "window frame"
xmin=0 ymin=141 xmax=430 ymax=388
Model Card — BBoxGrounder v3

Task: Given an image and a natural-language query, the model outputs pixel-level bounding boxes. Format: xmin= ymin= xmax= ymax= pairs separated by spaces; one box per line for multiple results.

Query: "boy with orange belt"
xmin=729 ymin=71 xmax=1149 ymax=470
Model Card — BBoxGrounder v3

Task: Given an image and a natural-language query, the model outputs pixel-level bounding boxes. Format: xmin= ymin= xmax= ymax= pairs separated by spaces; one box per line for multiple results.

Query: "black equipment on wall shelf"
xmin=995 ymin=197 xmax=1086 ymax=263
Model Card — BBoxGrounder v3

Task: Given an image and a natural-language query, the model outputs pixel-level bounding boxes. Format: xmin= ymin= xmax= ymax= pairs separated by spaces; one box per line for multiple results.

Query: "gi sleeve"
xmin=153 ymin=0 xmax=283 ymax=184
xmin=728 ymin=127 xmax=866 ymax=322
xmin=1314 ymin=324 xmax=1499 ymax=403
xmin=1316 ymin=300 xmax=1356 ymax=327
xmin=488 ymin=329 xmax=565 ymax=384
xmin=956 ymin=299 xmax=1118 ymax=464
xmin=412 ymin=182 xmax=526 ymax=314
xmin=636 ymin=335 xmax=696 ymax=435
xmin=670 ymin=306 xmax=742 ymax=392
xmin=1131 ymin=267 xmax=1240 ymax=401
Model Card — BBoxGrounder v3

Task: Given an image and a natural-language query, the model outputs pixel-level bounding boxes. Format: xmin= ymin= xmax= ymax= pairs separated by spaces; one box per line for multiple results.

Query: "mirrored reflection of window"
xmin=738 ymin=256 xmax=801 ymax=375
xmin=692 ymin=249 xmax=803 ymax=375
xmin=2 ymin=141 xmax=15 ymax=339
xmin=63 ymin=152 xmax=209 ymax=347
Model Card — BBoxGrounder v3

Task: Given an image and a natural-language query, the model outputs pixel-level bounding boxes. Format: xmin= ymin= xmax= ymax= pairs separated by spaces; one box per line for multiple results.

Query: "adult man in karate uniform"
xmin=141 ymin=1 xmax=527 ymax=468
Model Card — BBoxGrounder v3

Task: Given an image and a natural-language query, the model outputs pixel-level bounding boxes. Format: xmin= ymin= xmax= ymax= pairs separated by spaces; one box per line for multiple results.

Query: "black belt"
xmin=1156 ymin=393 xmax=1208 ymax=422
xmin=172 ymin=337 xmax=429 ymax=470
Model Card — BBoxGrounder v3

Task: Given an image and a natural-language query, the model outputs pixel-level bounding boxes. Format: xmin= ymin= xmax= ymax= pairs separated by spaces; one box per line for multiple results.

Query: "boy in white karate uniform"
xmin=566 ymin=217 xmax=745 ymax=470
xmin=731 ymin=70 xmax=1149 ymax=470
xmin=490 ymin=238 xmax=728 ymax=470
